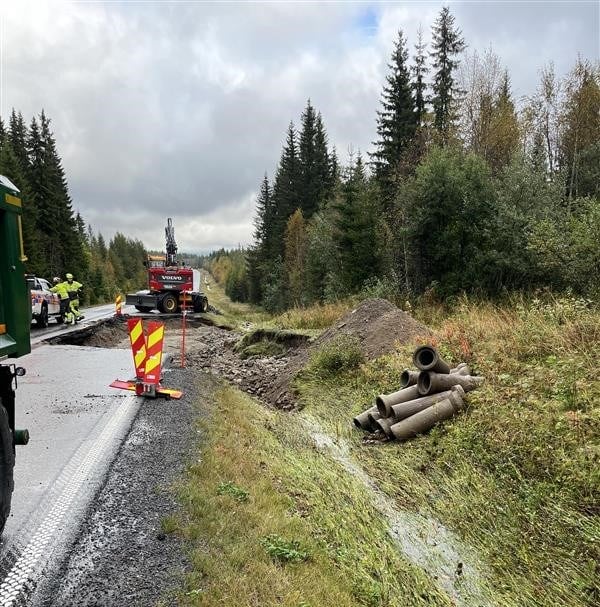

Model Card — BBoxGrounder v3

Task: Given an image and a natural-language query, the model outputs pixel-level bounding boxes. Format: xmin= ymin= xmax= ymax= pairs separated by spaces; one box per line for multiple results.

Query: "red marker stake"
xmin=181 ymin=291 xmax=186 ymax=368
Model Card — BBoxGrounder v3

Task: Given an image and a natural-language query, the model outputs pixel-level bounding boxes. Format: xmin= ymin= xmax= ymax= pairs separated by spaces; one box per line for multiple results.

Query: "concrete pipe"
xmin=450 ymin=362 xmax=471 ymax=376
xmin=413 ymin=346 xmax=451 ymax=374
xmin=399 ymin=369 xmax=419 ymax=388
xmin=353 ymin=405 xmax=378 ymax=431
xmin=374 ymin=416 xmax=394 ymax=438
xmin=376 ymin=385 xmax=420 ymax=418
xmin=417 ymin=371 xmax=484 ymax=396
xmin=391 ymin=385 xmax=465 ymax=421
xmin=390 ymin=390 xmax=464 ymax=441
xmin=367 ymin=410 xmax=382 ymax=427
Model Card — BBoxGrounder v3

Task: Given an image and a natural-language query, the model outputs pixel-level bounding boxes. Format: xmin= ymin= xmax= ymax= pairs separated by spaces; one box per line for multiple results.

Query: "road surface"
xmin=0 ymin=313 xmax=138 ymax=605
xmin=30 ymin=303 xmax=136 ymax=346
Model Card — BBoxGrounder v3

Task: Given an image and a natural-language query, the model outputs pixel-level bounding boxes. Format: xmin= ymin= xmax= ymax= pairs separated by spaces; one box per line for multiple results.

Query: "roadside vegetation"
xmin=167 ymin=277 xmax=599 ymax=606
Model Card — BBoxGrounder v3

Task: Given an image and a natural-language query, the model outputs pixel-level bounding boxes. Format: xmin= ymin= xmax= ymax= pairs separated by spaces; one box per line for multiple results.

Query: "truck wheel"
xmin=193 ymin=297 xmax=208 ymax=313
xmin=161 ymin=293 xmax=178 ymax=314
xmin=37 ymin=304 xmax=49 ymax=328
xmin=0 ymin=404 xmax=15 ymax=537
xmin=135 ymin=306 xmax=153 ymax=313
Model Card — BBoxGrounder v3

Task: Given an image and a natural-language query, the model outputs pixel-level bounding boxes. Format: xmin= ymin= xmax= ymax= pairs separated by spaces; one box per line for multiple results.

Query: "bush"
xmin=217 ymin=481 xmax=249 ymax=503
xmin=307 ymin=335 xmax=364 ymax=377
xmin=259 ymin=534 xmax=309 ymax=563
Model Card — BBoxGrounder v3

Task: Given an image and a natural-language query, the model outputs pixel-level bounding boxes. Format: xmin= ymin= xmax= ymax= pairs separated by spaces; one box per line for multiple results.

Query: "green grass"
xmin=304 ymin=334 xmax=364 ymax=378
xmin=170 ymin=384 xmax=451 ymax=606
xmin=170 ymin=284 xmax=599 ymax=606
xmin=293 ymin=294 xmax=600 ymax=606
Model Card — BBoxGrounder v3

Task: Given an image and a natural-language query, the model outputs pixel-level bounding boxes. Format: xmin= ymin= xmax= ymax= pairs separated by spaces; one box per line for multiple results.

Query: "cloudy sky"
xmin=1 ymin=1 xmax=598 ymax=252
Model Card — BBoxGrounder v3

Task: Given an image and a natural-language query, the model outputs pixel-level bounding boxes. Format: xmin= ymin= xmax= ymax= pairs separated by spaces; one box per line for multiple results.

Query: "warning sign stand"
xmin=110 ymin=318 xmax=183 ymax=399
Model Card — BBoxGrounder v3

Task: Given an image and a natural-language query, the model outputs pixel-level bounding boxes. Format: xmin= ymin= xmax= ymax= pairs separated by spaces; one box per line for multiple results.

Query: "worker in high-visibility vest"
xmin=64 ymin=273 xmax=85 ymax=324
xmin=51 ymin=276 xmax=73 ymax=325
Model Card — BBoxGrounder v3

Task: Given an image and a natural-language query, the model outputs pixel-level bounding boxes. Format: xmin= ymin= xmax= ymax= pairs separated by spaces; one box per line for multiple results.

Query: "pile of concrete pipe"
xmin=353 ymin=345 xmax=484 ymax=442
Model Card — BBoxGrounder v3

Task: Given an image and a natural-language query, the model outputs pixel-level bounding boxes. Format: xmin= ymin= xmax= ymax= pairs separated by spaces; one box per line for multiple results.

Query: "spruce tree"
xmin=298 ymin=102 xmax=332 ymax=217
xmin=334 ymin=154 xmax=379 ymax=292
xmin=0 ymin=139 xmax=43 ymax=275
xmin=247 ymin=174 xmax=274 ymax=303
xmin=271 ymin=122 xmax=301 ymax=255
xmin=430 ymin=6 xmax=466 ymax=144
xmin=298 ymin=101 xmax=318 ymax=217
xmin=371 ymin=30 xmax=417 ymax=203
xmin=413 ymin=26 xmax=428 ymax=127
xmin=487 ymin=71 xmax=520 ymax=173
xmin=314 ymin=112 xmax=333 ymax=205
xmin=8 ymin=110 xmax=28 ymax=170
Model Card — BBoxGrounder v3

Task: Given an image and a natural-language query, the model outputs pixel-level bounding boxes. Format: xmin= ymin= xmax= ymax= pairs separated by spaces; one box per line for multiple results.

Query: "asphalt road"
xmin=29 ymin=303 xmax=136 ymax=346
xmin=0 ymin=314 xmax=140 ymax=605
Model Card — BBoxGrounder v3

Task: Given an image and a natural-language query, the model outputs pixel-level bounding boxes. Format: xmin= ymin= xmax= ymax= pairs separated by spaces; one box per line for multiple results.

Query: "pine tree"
xmin=371 ymin=30 xmax=417 ymax=204
xmin=271 ymin=122 xmax=301 ymax=256
xmin=413 ymin=26 xmax=428 ymax=127
xmin=430 ymin=6 xmax=466 ymax=144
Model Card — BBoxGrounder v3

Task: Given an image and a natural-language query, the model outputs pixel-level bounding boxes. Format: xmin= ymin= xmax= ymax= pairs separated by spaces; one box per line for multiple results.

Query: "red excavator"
xmin=126 ymin=218 xmax=209 ymax=314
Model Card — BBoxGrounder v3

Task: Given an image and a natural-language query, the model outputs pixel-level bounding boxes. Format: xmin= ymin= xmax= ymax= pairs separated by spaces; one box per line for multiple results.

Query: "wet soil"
xmin=50 ymin=299 xmax=430 ymax=411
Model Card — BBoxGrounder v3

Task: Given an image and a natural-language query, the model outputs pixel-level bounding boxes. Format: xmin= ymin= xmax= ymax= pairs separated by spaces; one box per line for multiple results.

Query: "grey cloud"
xmin=3 ymin=1 xmax=598 ymax=253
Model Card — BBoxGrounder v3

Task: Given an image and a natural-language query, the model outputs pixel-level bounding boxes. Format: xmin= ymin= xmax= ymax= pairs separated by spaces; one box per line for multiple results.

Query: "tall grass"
xmin=174 ymin=282 xmax=599 ymax=605
xmin=295 ymin=293 xmax=600 ymax=606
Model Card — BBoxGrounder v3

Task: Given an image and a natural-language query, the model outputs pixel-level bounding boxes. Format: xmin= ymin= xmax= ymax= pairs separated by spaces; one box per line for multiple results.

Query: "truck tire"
xmin=194 ymin=296 xmax=209 ymax=313
xmin=135 ymin=306 xmax=153 ymax=313
xmin=161 ymin=293 xmax=178 ymax=314
xmin=0 ymin=404 xmax=15 ymax=537
xmin=37 ymin=304 xmax=48 ymax=328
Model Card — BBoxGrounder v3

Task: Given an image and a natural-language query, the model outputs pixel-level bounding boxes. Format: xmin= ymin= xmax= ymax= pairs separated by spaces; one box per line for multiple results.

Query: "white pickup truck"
xmin=26 ymin=276 xmax=63 ymax=327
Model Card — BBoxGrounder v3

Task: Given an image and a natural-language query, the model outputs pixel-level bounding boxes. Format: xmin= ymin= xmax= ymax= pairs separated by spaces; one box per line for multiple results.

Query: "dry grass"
xmin=272 ymin=300 xmax=356 ymax=330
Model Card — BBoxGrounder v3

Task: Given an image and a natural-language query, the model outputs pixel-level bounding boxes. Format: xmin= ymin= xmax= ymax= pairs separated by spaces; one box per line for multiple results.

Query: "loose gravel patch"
xmin=33 ymin=367 xmax=211 ymax=607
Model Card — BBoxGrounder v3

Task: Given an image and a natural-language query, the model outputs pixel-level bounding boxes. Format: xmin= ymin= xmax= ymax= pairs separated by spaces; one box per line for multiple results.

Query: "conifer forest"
xmin=1 ymin=6 xmax=599 ymax=310
xmin=206 ymin=7 xmax=599 ymax=311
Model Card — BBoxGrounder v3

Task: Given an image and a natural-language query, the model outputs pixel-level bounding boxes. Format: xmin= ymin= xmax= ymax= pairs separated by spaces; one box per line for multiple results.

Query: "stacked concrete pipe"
xmin=353 ymin=345 xmax=484 ymax=442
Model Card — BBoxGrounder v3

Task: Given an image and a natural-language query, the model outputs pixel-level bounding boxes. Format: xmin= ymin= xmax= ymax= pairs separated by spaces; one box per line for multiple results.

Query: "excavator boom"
xmin=165 ymin=217 xmax=178 ymax=266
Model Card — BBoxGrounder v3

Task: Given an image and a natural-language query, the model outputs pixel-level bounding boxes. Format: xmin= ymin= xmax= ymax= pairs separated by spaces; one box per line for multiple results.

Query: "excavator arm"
xmin=165 ymin=217 xmax=178 ymax=266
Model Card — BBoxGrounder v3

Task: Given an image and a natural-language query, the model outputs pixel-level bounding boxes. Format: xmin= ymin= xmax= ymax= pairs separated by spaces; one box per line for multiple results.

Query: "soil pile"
xmin=311 ymin=298 xmax=429 ymax=360
xmin=265 ymin=298 xmax=430 ymax=409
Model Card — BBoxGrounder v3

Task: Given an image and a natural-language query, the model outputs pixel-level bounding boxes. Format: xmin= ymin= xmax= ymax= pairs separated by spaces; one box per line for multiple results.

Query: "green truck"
xmin=0 ymin=174 xmax=31 ymax=535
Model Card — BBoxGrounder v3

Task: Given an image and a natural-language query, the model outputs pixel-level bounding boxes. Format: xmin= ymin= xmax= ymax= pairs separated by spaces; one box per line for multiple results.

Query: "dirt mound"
xmin=266 ymin=298 xmax=430 ymax=409
xmin=311 ymin=298 xmax=429 ymax=360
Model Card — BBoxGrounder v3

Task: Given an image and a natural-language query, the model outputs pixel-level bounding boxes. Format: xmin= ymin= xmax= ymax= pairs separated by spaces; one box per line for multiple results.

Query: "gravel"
xmin=33 ymin=367 xmax=214 ymax=607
